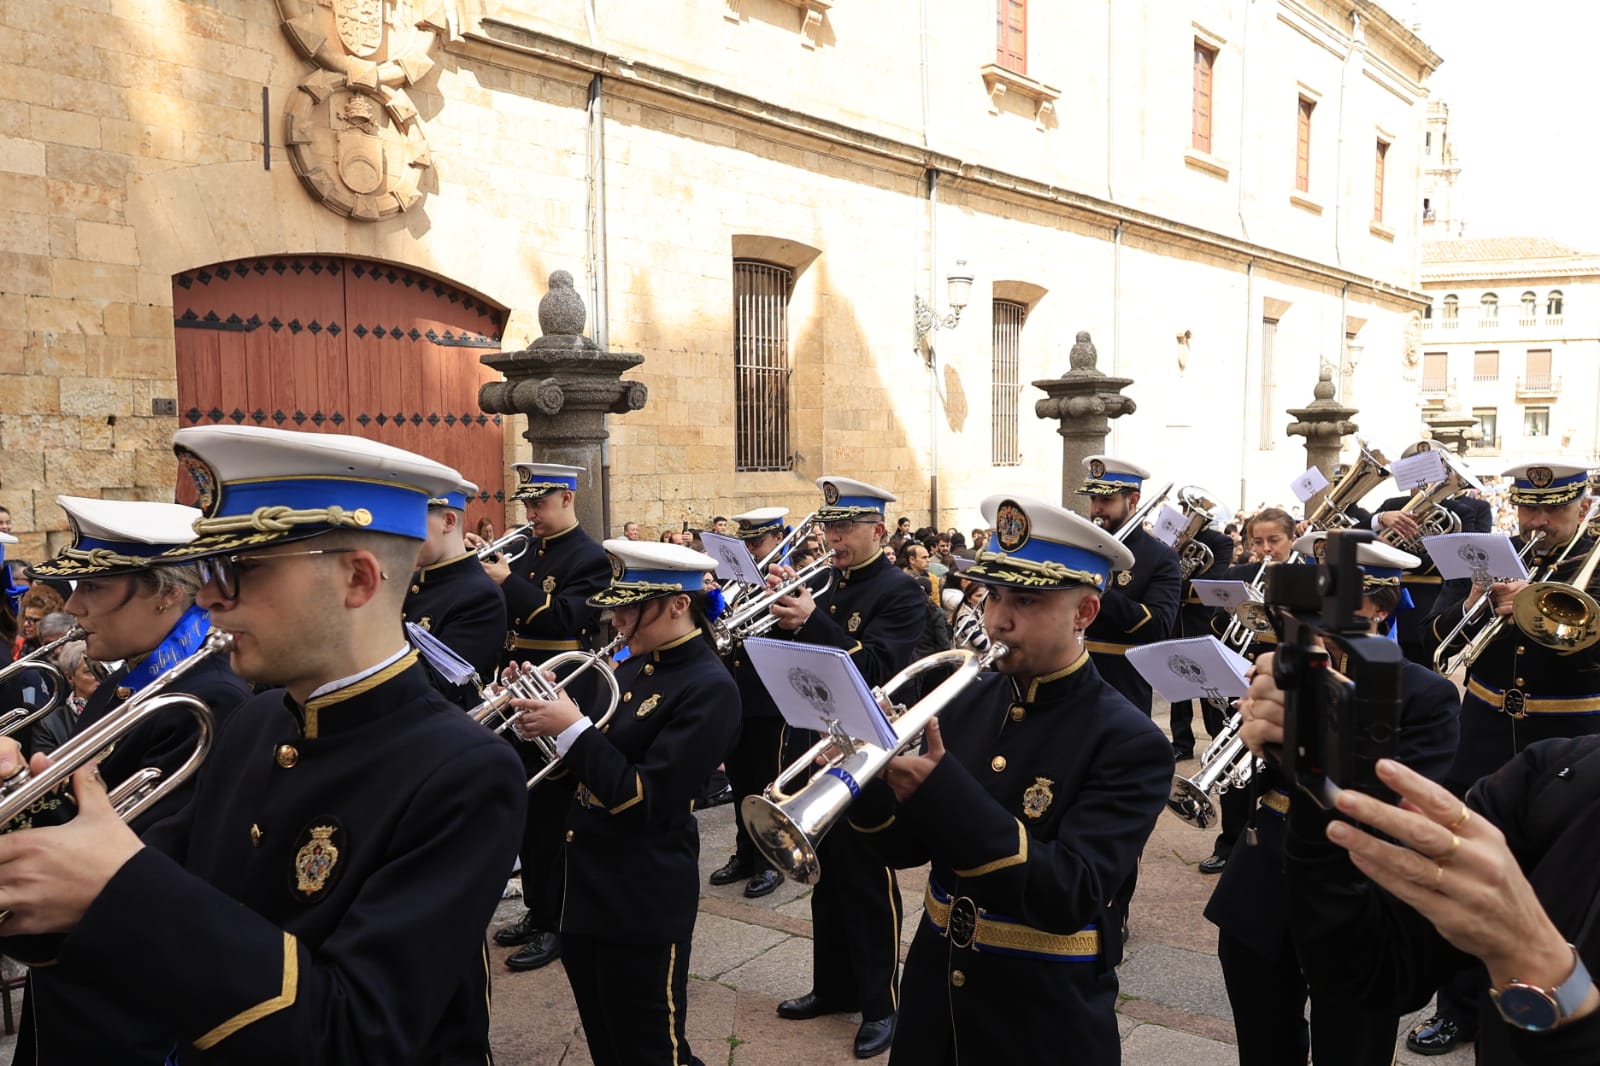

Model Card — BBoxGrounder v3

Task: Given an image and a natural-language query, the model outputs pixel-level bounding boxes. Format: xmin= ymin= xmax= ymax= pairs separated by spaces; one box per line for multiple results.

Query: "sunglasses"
xmin=195 ymin=548 xmax=356 ymax=600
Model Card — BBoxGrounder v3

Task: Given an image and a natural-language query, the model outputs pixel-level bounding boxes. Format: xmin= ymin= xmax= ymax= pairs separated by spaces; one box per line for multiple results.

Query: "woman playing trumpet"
xmin=509 ymin=540 xmax=740 ymax=1066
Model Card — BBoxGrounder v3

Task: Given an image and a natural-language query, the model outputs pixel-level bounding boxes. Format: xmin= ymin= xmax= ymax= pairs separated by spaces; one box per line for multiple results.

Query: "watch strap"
xmin=1552 ymin=945 xmax=1593 ymax=1020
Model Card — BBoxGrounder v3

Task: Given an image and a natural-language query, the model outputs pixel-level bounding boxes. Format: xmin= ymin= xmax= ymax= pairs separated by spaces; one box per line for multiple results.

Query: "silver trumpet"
xmin=0 ymin=629 xmax=230 ymax=834
xmin=721 ymin=514 xmax=820 ymax=614
xmin=0 ymin=626 xmax=86 ymax=740
xmin=476 ymin=523 xmax=535 ymax=564
xmin=1167 ymin=710 xmax=1255 ymax=829
xmin=1434 ymin=532 xmax=1547 ymax=674
xmin=469 ymin=633 xmax=625 ymax=789
xmin=742 ymin=641 xmax=1008 ymax=885
xmin=710 ymin=551 xmax=837 ymax=655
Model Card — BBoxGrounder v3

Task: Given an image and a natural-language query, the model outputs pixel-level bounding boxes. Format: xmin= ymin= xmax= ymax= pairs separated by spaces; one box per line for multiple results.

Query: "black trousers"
xmin=563 ymin=933 xmax=701 ymax=1066
xmin=723 ymin=715 xmax=786 ymax=870
xmin=518 ymin=781 xmax=572 ymax=926
xmin=1218 ymin=929 xmax=1400 ymax=1066
xmin=810 ymin=828 xmax=903 ymax=1020
xmin=1213 ymin=785 xmax=1249 ymax=859
xmin=1169 ymin=697 xmax=1226 ymax=753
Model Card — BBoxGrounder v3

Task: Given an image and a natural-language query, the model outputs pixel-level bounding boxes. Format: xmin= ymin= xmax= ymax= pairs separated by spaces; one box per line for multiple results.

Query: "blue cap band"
xmin=982 ymin=534 xmax=1112 ymax=590
xmin=429 ymin=491 xmax=469 ymax=510
xmin=76 ymin=535 xmax=179 ymax=559
xmin=218 ymin=476 xmax=429 ymax=540
xmin=621 ymin=568 xmax=696 ymax=590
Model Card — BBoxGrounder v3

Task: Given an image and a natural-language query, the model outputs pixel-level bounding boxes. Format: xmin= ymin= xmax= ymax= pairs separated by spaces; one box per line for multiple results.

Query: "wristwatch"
xmin=1490 ymin=944 xmax=1593 ymax=1031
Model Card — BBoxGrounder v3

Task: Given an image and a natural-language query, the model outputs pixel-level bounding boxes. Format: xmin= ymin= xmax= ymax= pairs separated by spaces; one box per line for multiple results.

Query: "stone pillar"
xmin=1422 ymin=386 xmax=1484 ymax=456
xmin=478 ymin=271 xmax=648 ymax=536
xmin=1032 ymin=332 xmax=1137 ymax=517
xmin=1285 ymin=365 xmax=1359 ymax=514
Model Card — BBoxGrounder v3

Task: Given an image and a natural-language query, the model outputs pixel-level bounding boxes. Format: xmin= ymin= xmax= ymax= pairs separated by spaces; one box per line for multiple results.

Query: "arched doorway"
xmin=172 ymin=255 xmax=507 ymax=532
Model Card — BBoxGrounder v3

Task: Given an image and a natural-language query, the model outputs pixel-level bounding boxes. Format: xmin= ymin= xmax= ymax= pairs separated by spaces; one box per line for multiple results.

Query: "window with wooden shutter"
xmin=1422 ymin=352 xmax=1447 ymax=393
xmin=1473 ymin=350 xmax=1499 ymax=381
xmin=1525 ymin=349 xmax=1553 ymax=391
xmin=1373 ymin=140 xmax=1388 ymax=222
xmin=1193 ymin=42 xmax=1216 ymax=153
xmin=1295 ymin=97 xmax=1314 ymax=192
xmin=996 ymin=0 xmax=1026 ymax=74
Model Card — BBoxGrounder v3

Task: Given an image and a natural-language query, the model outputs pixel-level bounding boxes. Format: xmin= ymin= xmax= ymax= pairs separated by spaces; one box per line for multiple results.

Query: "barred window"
xmin=733 ymin=260 xmax=793 ymax=472
xmin=992 ymin=300 xmax=1025 ymax=466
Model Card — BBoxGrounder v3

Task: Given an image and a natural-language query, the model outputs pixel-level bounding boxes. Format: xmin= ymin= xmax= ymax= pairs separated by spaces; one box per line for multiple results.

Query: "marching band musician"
xmin=766 ymin=476 xmax=925 ymax=1059
xmin=403 ymin=479 xmax=507 ymax=707
xmin=1411 ymin=460 xmax=1600 ymax=1055
xmin=508 ymin=540 xmax=740 ymax=1066
xmin=470 ymin=461 xmax=610 ymax=973
xmin=709 ymin=506 xmax=792 ymax=899
xmin=14 ymin=496 xmax=253 ymax=1065
xmin=847 ymin=495 xmax=1173 ymax=1065
xmin=1205 ymin=532 xmax=1461 ymax=1066
xmin=0 ymin=425 xmax=527 ymax=1063
xmin=1169 ymin=509 xmax=1237 ymax=761
xmin=1077 ymin=456 xmax=1182 ymax=715
xmin=1371 ymin=441 xmax=1493 ymax=668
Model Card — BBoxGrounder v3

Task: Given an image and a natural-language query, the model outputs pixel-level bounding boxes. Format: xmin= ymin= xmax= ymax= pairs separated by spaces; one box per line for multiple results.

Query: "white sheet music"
xmin=1127 ymin=637 xmax=1252 ymax=703
xmin=1424 ymin=532 xmax=1530 ymax=583
xmin=742 ymin=637 xmax=899 ymax=749
xmin=699 ymin=530 xmax=767 ymax=585
xmin=1392 ymin=449 xmax=1447 ymax=491
xmin=1290 ymin=466 xmax=1331 ymax=503
xmin=1151 ymin=504 xmax=1187 ymax=548
xmin=1190 ymin=579 xmax=1259 ymax=610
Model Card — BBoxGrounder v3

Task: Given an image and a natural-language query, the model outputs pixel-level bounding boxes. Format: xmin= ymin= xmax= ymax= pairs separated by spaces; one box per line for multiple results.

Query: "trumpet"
xmin=710 ymin=551 xmax=837 ymax=655
xmin=0 ymin=630 xmax=230 ymax=835
xmin=742 ymin=641 xmax=1008 ymax=885
xmin=1219 ymin=554 xmax=1299 ymax=656
xmin=1167 ymin=710 xmax=1255 ymax=829
xmin=720 ymin=512 xmax=820 ymax=614
xmin=469 ymin=633 xmax=625 ymax=789
xmin=476 ymin=523 xmax=535 ymax=564
xmin=1435 ymin=532 xmax=1549 ymax=674
xmin=0 ymin=626 xmax=86 ymax=740
xmin=1512 ymin=532 xmax=1600 ymax=653
xmin=1110 ymin=481 xmax=1174 ymax=543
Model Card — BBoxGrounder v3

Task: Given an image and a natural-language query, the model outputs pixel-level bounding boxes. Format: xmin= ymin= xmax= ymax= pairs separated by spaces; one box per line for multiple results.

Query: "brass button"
xmin=115 ymin=686 xmax=132 ymax=700
xmin=1516 ymin=646 xmax=1527 ymax=656
xmin=410 ymin=584 xmax=420 ymax=594
xmin=991 ymin=756 xmax=1007 ymax=772
xmin=275 ymin=744 xmax=298 ymax=768
xmin=951 ymin=970 xmax=966 ymax=988
xmin=565 ymin=830 xmax=574 ymax=842
xmin=644 ymin=664 xmax=655 ymax=676
xmin=1515 ymin=677 xmax=1526 ymax=687
xmin=250 ymin=824 xmax=263 ymax=847
xmin=1010 ymin=705 xmax=1026 ymax=722
xmin=830 ymin=605 xmax=838 ymax=614
xmin=623 ymin=691 xmax=632 ymax=702
xmin=733 ymin=659 xmax=742 ymax=668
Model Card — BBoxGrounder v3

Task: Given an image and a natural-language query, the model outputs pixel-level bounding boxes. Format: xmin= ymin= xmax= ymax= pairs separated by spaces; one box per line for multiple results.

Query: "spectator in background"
xmin=30 ymin=638 xmax=105 ymax=755
xmin=660 ymin=530 xmax=677 ymax=544
xmin=0 ymin=506 xmax=11 ymax=534
xmin=712 ymin=516 xmax=730 ymax=535
xmin=475 ymin=515 xmax=497 ymax=541
xmin=36 ymin=610 xmax=74 ymax=648
xmin=15 ymin=585 xmax=65 ymax=657
xmin=903 ymin=542 xmax=941 ymax=603
xmin=622 ymin=521 xmax=642 ymax=540
xmin=922 ymin=536 xmax=950 ymax=581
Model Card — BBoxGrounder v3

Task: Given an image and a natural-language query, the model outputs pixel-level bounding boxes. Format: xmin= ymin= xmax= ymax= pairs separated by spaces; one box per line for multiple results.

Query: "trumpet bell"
xmin=1166 ymin=776 xmax=1216 ymax=830
xmin=1232 ymin=601 xmax=1276 ymax=635
xmin=740 ymin=793 xmax=825 ymax=885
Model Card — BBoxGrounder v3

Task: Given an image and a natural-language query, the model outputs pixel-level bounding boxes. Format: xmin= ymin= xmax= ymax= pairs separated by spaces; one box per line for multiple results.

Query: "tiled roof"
xmin=1423 ymin=237 xmax=1593 ymax=263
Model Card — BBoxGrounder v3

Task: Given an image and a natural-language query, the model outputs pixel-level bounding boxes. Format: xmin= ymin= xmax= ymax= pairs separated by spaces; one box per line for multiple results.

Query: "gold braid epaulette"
xmin=191 ymin=505 xmax=374 ymax=537
xmin=972 ymin=551 xmax=1106 ymax=589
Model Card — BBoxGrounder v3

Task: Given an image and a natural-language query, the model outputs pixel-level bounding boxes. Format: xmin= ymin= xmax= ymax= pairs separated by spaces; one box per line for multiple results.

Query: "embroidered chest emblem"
xmin=847 ymin=612 xmax=862 ymax=633
xmin=1115 ymin=569 xmax=1133 ymax=587
xmin=291 ymin=821 xmax=345 ymax=902
xmin=635 ymin=692 xmax=663 ymax=718
xmin=1021 ymin=777 xmax=1055 ymax=820
xmin=543 ymin=575 xmax=558 ymax=593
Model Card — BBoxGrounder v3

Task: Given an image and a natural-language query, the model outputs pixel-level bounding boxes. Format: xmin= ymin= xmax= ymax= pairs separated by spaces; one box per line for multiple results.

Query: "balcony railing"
xmin=1422 ymin=378 xmax=1448 ymax=394
xmin=1473 ymin=373 xmax=1499 ymax=382
xmin=1517 ymin=375 xmax=1561 ymax=397
xmin=1441 ymin=319 xmax=1459 ymax=329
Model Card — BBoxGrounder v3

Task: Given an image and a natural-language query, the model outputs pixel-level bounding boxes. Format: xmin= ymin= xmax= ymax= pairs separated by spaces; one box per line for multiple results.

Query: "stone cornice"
xmin=456 ymin=18 xmax=1427 ymax=310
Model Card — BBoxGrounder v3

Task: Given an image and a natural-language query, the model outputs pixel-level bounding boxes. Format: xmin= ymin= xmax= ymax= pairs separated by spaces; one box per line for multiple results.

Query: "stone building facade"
xmin=1 ymin=0 xmax=1441 ymax=558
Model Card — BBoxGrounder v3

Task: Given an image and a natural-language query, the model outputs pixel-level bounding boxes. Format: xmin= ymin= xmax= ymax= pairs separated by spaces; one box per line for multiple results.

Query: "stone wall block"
xmin=21 ymin=329 xmax=85 ymax=377
xmin=30 ymin=105 xmax=101 ymax=149
xmin=0 ymin=374 xmax=60 ymax=415
xmin=25 ymin=294 xmax=102 ymax=335
xmin=44 ymin=448 xmax=136 ymax=493
xmin=112 ymin=414 xmax=178 ymax=452
xmin=0 ymin=451 xmax=47 ymax=492
xmin=50 ymin=259 xmax=138 ymax=303
xmin=0 ymin=172 xmax=47 ymax=215
xmin=79 ymin=415 xmax=114 ymax=450
xmin=2 ymin=413 xmax=81 ymax=453
xmin=0 ymin=252 xmax=50 ymax=297
xmin=0 ymin=135 xmax=47 ymax=176
xmin=75 ymin=220 xmax=140 ymax=264
xmin=0 ymin=210 xmax=49 ymax=256
xmin=135 ymin=447 xmax=176 ymax=490
xmin=57 ymin=375 xmax=132 ymax=416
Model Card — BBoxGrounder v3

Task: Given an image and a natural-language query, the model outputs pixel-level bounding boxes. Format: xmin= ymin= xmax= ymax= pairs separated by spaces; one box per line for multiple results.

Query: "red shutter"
xmin=996 ymin=0 xmax=1026 ymax=73
xmin=1296 ymin=98 xmax=1314 ymax=193
xmin=1192 ymin=44 xmax=1215 ymax=153
xmin=1373 ymin=140 xmax=1388 ymax=222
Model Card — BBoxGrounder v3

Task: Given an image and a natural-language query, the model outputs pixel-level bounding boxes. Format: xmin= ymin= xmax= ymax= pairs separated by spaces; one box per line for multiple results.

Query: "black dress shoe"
xmin=1198 ymin=854 xmax=1227 ymax=875
xmin=853 ymin=1013 xmax=895 ymax=1058
xmin=1172 ymin=745 xmax=1194 ymax=761
xmin=776 ymin=991 xmax=847 ymax=1020
xmin=492 ymin=909 xmax=541 ymax=947
xmin=709 ymin=855 xmax=754 ymax=886
xmin=1405 ymin=1015 xmax=1473 ymax=1055
xmin=505 ymin=931 xmax=560 ymax=971
xmin=744 ymin=869 xmax=783 ymax=898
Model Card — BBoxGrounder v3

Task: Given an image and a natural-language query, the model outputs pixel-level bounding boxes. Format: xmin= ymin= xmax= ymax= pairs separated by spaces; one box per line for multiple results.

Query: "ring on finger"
xmin=1433 ymin=833 xmax=1462 ymax=863
xmin=1450 ymin=805 xmax=1472 ymax=831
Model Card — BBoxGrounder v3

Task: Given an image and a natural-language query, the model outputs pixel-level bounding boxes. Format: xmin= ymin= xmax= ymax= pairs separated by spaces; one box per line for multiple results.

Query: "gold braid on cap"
xmin=192 ymin=505 xmax=374 ymax=537
xmin=973 ymin=550 xmax=1106 ymax=589
xmin=52 ymin=547 xmax=150 ymax=572
xmin=1361 ymin=575 xmax=1401 ymax=589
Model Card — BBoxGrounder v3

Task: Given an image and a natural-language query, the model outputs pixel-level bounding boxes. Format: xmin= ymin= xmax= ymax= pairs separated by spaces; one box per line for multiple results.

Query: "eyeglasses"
xmin=195 ymin=548 xmax=356 ymax=600
xmin=819 ymin=519 xmax=879 ymax=533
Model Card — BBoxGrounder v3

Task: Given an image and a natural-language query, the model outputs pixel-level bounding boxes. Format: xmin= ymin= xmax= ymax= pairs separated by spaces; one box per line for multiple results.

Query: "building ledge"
xmin=1184 ymin=148 xmax=1230 ymax=180
xmin=728 ymin=0 xmax=832 ymax=48
xmin=1369 ymin=220 xmax=1395 ymax=242
xmin=980 ymin=63 xmax=1060 ymax=128
xmin=1289 ymin=193 xmax=1324 ymax=216
xmin=1516 ymin=376 xmax=1562 ymax=401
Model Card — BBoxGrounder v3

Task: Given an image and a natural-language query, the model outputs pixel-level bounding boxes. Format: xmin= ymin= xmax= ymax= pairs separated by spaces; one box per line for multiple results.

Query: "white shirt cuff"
xmin=555 ymin=717 xmax=595 ymax=757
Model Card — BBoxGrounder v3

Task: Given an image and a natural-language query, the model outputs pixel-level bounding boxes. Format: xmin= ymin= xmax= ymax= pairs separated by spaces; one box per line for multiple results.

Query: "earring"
xmin=380 ymin=570 xmax=389 ymax=580
xmin=157 ymin=604 xmax=168 ymax=613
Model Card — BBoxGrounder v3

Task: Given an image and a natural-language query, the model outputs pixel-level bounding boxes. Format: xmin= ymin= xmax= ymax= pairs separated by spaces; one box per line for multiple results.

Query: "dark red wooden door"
xmin=173 ymin=256 xmax=506 ymax=532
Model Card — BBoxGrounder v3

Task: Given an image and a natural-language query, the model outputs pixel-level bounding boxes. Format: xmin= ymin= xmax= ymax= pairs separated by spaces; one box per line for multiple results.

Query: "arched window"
xmin=1522 ymin=291 xmax=1538 ymax=319
xmin=1480 ymin=293 xmax=1498 ymax=320
xmin=1442 ymin=294 xmax=1459 ymax=320
xmin=1548 ymin=290 xmax=1565 ymax=317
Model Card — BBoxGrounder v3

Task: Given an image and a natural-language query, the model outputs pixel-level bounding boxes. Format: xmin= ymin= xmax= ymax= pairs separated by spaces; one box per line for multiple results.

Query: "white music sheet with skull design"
xmin=1126 ymin=636 xmax=1252 ymax=705
xmin=1423 ymin=532 xmax=1529 ymax=584
xmin=742 ymin=637 xmax=899 ymax=749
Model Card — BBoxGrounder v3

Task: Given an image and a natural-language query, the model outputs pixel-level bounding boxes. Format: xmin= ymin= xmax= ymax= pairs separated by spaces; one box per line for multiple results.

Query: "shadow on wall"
xmin=943 ymin=361 xmax=967 ymax=433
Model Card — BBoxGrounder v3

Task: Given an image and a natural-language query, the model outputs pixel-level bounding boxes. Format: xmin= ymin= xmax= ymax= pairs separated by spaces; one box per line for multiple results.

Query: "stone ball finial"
xmin=1314 ymin=364 xmax=1336 ymax=401
xmin=538 ymin=270 xmax=586 ymax=338
xmin=1068 ymin=331 xmax=1098 ymax=373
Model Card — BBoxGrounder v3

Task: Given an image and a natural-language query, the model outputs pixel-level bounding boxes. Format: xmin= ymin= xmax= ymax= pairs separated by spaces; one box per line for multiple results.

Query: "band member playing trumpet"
xmin=469 ymin=461 xmax=610 ymax=972
xmin=509 ymin=540 xmax=740 ymax=1066
xmin=1205 ymin=533 xmax=1460 ymax=1066
xmin=710 ymin=506 xmax=793 ymax=899
xmin=1077 ymin=456 xmax=1181 ymax=715
xmin=847 ymin=495 xmax=1173 ymax=1065
xmin=404 ymin=479 xmax=506 ymax=707
xmin=0 ymin=425 xmax=527 ymax=1063
xmin=767 ymin=476 xmax=925 ymax=1059
xmin=11 ymin=496 xmax=252 ymax=1064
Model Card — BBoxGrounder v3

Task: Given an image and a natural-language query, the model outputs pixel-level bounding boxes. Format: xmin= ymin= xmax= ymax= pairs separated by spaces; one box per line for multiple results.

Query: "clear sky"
xmin=1416 ymin=1 xmax=1600 ymax=250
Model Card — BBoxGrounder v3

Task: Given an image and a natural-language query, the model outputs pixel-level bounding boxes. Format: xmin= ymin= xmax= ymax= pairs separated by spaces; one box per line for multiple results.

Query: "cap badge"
xmin=1021 ymin=776 xmax=1055 ymax=820
xmin=1528 ymin=466 xmax=1554 ymax=489
xmin=178 ymin=449 xmax=219 ymax=515
xmin=822 ymin=481 xmax=840 ymax=506
xmin=994 ymin=500 xmax=1030 ymax=552
xmin=1088 ymin=459 xmax=1106 ymax=479
xmin=609 ymin=553 xmax=627 ymax=580
xmin=516 ymin=466 xmax=533 ymax=486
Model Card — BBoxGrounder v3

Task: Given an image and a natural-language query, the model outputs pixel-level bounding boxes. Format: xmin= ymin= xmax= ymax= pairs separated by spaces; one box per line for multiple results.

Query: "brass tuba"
xmin=1303 ymin=441 xmax=1391 ymax=531
xmin=0 ymin=626 xmax=86 ymax=740
xmin=1172 ymin=486 xmax=1222 ymax=580
xmin=1375 ymin=442 xmax=1470 ymax=555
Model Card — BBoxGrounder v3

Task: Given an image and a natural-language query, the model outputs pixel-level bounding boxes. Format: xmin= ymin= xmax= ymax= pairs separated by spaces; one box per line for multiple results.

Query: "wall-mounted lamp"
xmin=914 ymin=261 xmax=974 ymax=351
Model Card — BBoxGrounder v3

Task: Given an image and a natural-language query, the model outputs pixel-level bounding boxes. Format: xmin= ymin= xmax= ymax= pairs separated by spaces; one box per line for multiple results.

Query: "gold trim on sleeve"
xmin=953 ymin=820 xmax=1029 ymax=878
xmin=192 ymin=932 xmax=300 ymax=1050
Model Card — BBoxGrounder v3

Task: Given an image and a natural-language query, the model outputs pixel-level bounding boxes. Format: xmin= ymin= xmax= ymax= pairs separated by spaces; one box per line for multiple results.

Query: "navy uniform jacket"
xmin=16 ymin=653 xmax=252 ymax=1066
xmin=1085 ymin=526 xmax=1181 ymax=713
xmin=788 ymin=551 xmax=925 ymax=688
xmin=32 ymin=654 xmax=526 ymax=1065
xmin=850 ymin=653 xmax=1173 ymax=1064
xmin=1286 ymin=736 xmax=1600 ymax=1065
xmin=1204 ymin=659 xmax=1460 ymax=957
xmin=501 ymin=523 xmax=609 ymax=656
xmin=403 ymin=550 xmax=507 ymax=708
xmin=1373 ymin=493 xmax=1493 ymax=649
xmin=561 ymin=631 xmax=739 ymax=944
xmin=1180 ymin=528 xmax=1235 ymax=638
xmin=1425 ymin=530 xmax=1600 ymax=792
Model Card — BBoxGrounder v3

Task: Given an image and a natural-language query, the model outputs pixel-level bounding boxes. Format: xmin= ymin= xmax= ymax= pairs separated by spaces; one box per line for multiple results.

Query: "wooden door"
xmin=173 ymin=255 xmax=507 ymax=533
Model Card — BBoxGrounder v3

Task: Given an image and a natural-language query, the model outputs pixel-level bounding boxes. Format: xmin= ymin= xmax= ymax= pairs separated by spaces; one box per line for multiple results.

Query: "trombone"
xmin=476 ymin=523 xmax=535 ymax=564
xmin=469 ymin=633 xmax=625 ymax=789
xmin=1434 ymin=532 xmax=1550 ymax=674
xmin=0 ymin=629 xmax=230 ymax=835
xmin=0 ymin=626 xmax=86 ymax=740
xmin=1111 ymin=481 xmax=1174 ymax=543
xmin=1512 ymin=533 xmax=1600 ymax=653
xmin=710 ymin=551 xmax=837 ymax=655
xmin=742 ymin=641 xmax=1008 ymax=885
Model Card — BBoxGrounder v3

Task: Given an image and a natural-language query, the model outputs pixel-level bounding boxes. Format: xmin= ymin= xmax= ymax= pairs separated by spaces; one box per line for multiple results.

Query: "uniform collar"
xmin=648 ymin=628 xmax=704 ymax=664
xmin=297 ymin=647 xmax=420 ymax=739
xmin=1014 ymin=650 xmax=1092 ymax=703
xmin=414 ymin=549 xmax=477 ymax=585
xmin=540 ymin=522 xmax=580 ymax=544
xmin=840 ymin=549 xmax=886 ymax=576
